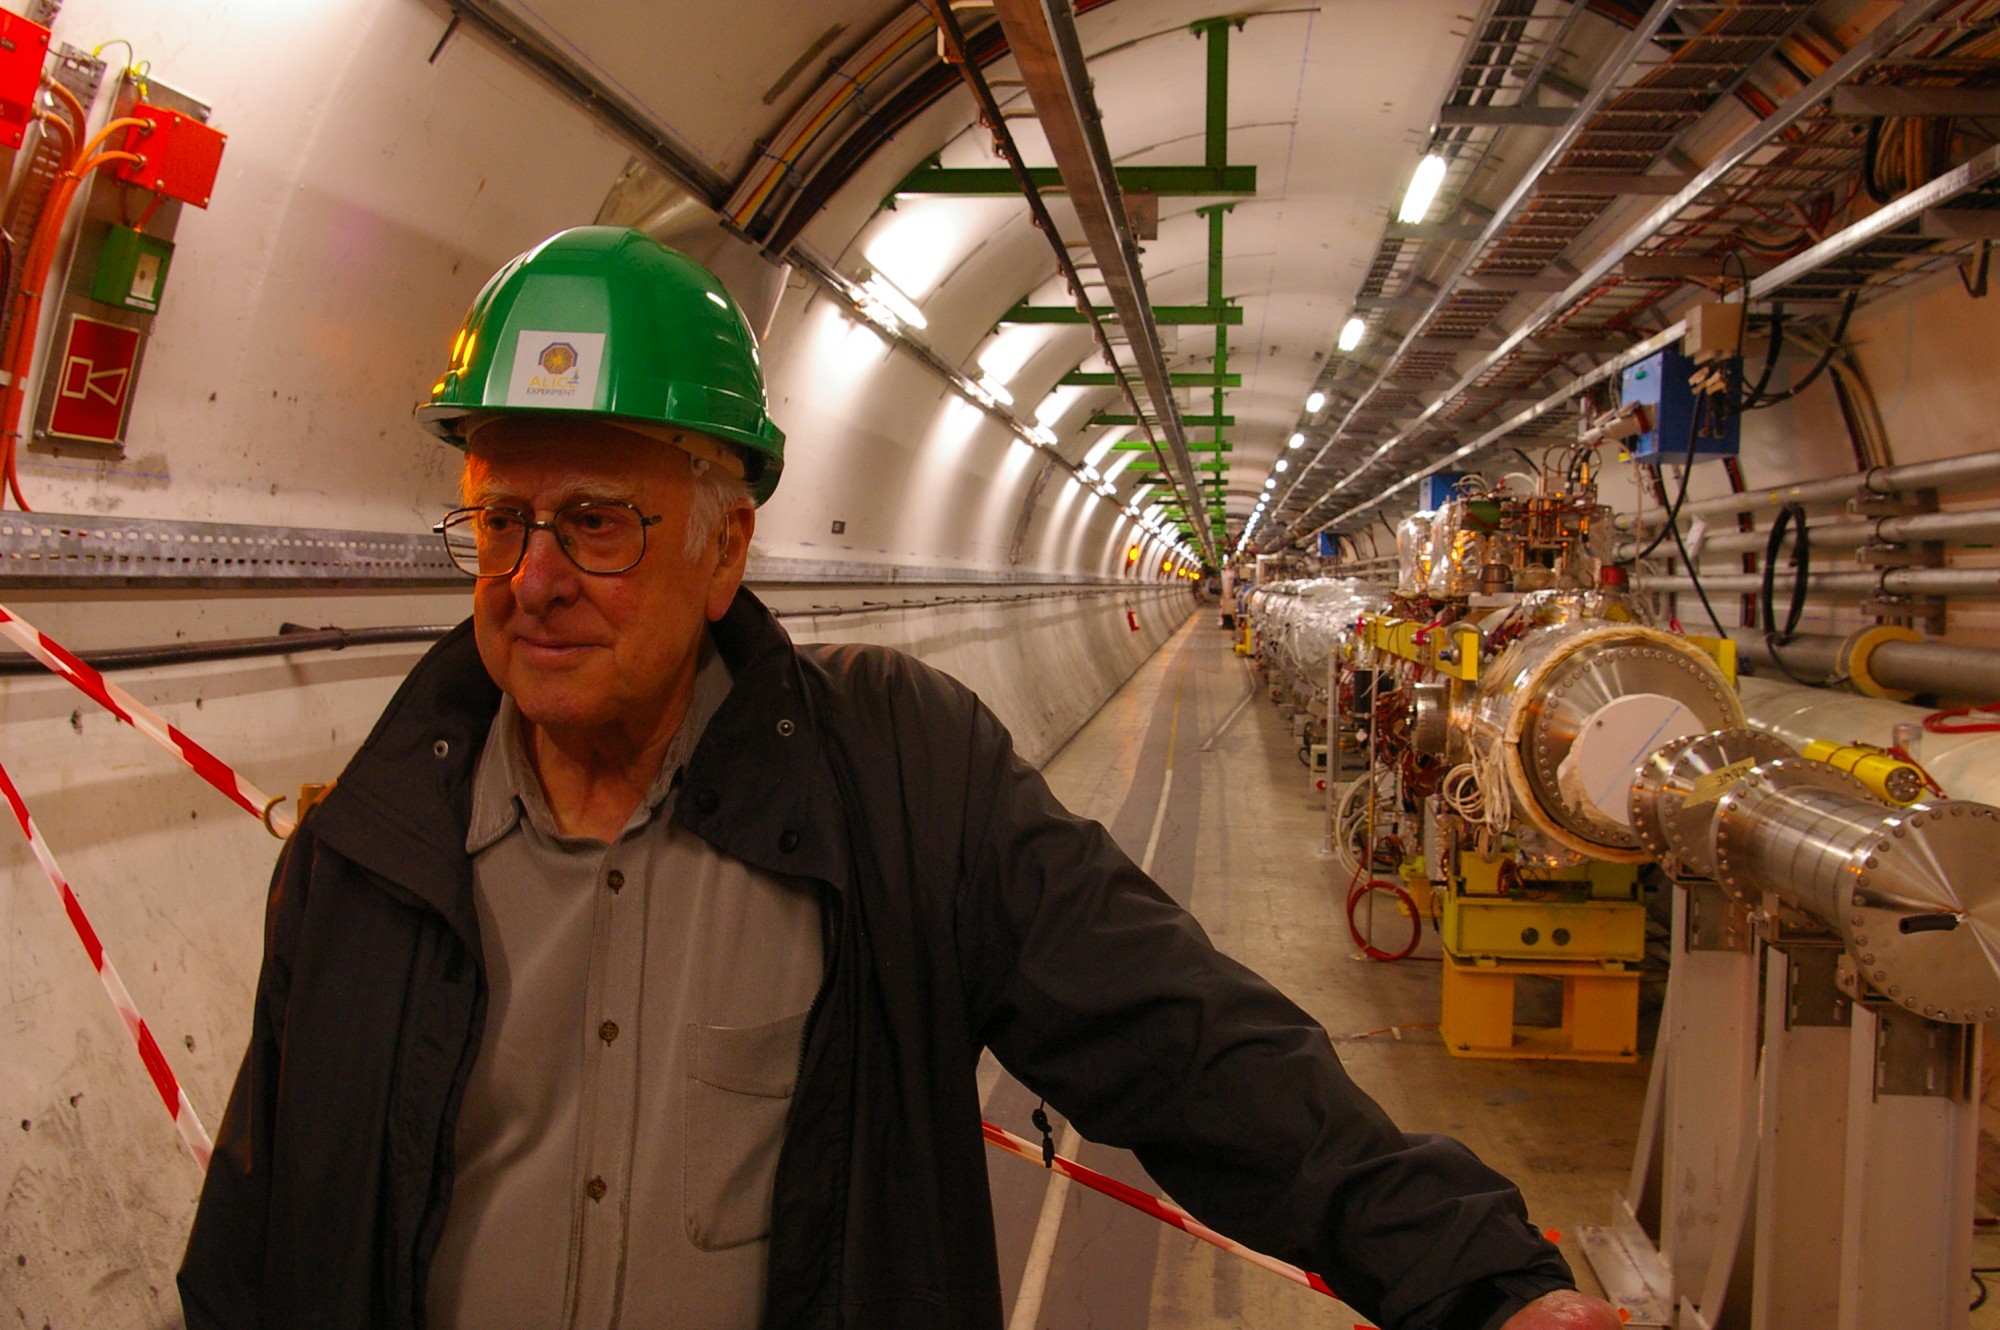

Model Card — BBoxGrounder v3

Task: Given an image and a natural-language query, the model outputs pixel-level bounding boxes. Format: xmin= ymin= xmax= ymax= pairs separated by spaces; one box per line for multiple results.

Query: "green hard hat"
xmin=417 ymin=226 xmax=786 ymax=503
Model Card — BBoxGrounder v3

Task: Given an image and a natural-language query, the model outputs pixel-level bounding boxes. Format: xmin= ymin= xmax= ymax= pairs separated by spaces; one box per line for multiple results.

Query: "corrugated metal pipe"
xmin=1617 ymin=448 xmax=2000 ymax=531
xmin=1730 ymin=629 xmax=2000 ymax=701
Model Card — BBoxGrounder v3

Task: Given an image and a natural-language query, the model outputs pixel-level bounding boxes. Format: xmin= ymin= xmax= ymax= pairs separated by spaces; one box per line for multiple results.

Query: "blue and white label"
xmin=506 ymin=330 xmax=605 ymax=408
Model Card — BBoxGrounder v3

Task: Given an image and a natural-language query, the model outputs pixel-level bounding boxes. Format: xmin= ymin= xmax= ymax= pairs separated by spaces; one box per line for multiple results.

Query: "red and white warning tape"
xmin=981 ymin=1120 xmax=1341 ymax=1301
xmin=0 ymin=604 xmax=294 ymax=836
xmin=0 ymin=754 xmax=212 ymax=1168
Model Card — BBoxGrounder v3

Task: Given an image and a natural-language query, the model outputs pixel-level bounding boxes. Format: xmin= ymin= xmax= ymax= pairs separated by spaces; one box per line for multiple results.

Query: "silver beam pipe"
xmin=1712 ymin=759 xmax=2000 ymax=1023
xmin=1645 ymin=566 xmax=2000 ymax=599
xmin=1619 ymin=506 xmax=2000 ymax=560
xmin=1730 ymin=631 xmax=2000 ymax=700
xmin=1620 ymin=449 xmax=2000 ymax=532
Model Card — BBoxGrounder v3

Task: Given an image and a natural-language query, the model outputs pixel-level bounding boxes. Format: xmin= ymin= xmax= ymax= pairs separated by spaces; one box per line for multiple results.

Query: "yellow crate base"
xmin=1438 ymin=952 xmax=1640 ymax=1063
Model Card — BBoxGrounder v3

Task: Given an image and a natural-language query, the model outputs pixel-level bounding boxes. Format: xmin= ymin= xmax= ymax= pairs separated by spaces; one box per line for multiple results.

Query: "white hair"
xmin=683 ymin=457 xmax=755 ymax=560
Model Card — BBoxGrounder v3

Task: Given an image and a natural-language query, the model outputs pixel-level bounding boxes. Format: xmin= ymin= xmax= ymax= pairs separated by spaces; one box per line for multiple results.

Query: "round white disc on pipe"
xmin=1557 ymin=693 xmax=1704 ymax=829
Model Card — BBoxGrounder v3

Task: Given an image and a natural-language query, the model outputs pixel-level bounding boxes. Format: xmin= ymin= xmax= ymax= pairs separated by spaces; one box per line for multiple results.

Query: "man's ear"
xmin=704 ymin=502 xmax=755 ymax=621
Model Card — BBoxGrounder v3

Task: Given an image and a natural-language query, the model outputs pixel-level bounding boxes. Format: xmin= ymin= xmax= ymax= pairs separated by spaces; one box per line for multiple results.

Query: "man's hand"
xmin=1499 ymin=1288 xmax=1624 ymax=1329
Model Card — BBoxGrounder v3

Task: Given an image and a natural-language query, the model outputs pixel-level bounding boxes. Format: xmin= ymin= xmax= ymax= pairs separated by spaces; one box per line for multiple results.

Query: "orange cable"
xmin=40 ymin=78 xmax=84 ymax=150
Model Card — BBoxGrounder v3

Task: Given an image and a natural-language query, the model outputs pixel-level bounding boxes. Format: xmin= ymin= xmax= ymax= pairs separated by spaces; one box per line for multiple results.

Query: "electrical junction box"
xmin=1418 ymin=471 xmax=1465 ymax=510
xmin=115 ymin=104 xmax=226 ymax=207
xmin=91 ymin=225 xmax=172 ymax=313
xmin=1620 ymin=347 xmax=1739 ymax=463
xmin=1683 ymin=301 xmax=1744 ymax=364
xmin=0 ymin=12 xmax=51 ymax=149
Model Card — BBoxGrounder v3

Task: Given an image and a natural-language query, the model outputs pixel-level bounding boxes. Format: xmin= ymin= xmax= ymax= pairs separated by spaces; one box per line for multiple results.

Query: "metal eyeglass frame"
xmin=433 ymin=501 xmax=666 ymax=578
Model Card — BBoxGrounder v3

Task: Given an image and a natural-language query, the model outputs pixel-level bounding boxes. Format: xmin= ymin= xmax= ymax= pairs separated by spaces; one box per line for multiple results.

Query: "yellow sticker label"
xmin=1683 ymin=756 xmax=1757 ymax=807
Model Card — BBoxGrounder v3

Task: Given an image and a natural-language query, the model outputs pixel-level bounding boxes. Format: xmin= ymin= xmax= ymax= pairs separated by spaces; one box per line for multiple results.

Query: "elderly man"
xmin=179 ymin=228 xmax=1619 ymax=1330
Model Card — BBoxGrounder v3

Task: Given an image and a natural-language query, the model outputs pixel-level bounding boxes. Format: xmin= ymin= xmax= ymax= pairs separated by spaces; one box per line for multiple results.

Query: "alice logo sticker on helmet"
xmin=506 ymin=329 xmax=605 ymax=409
xmin=538 ymin=341 xmax=577 ymax=376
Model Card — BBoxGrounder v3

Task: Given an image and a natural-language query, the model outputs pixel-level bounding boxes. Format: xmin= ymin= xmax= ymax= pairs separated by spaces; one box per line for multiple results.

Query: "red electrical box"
xmin=0 ymin=12 xmax=52 ymax=150
xmin=115 ymin=104 xmax=225 ymax=208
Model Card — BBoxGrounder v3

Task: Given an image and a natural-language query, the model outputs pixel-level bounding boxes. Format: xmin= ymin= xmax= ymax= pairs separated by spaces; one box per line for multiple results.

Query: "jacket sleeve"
xmin=950 ymin=699 xmax=1573 ymax=1330
xmin=177 ymin=823 xmax=314 ymax=1329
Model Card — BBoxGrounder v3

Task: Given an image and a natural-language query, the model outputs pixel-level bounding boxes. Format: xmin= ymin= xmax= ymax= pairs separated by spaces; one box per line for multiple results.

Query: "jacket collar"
xmin=310 ymin=588 xmax=850 ymax=950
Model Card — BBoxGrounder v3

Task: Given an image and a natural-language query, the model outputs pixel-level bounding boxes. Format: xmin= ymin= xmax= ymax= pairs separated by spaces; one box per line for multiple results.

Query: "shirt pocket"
xmin=683 ymin=1010 xmax=809 ymax=1251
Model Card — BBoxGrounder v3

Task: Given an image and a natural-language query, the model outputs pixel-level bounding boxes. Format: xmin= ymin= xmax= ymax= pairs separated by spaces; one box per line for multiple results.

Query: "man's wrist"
xmin=1429 ymin=1273 xmax=1576 ymax=1330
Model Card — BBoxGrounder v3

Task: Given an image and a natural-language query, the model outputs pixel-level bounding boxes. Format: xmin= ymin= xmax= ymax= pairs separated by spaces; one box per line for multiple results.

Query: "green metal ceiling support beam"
xmin=1093 ymin=411 xmax=1234 ymax=427
xmin=1002 ymin=302 xmax=1243 ymax=325
xmin=893 ymin=163 xmax=1256 ymax=197
xmin=1111 ymin=440 xmax=1230 ymax=452
xmin=1061 ymin=370 xmax=1241 ymax=387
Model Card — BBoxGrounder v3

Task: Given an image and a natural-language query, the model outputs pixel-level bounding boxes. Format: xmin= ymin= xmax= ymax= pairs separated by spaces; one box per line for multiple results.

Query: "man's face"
xmin=462 ymin=418 xmax=753 ymax=752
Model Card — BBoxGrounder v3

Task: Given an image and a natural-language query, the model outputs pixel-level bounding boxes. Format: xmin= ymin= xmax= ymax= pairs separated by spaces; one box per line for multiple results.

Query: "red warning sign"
xmin=48 ymin=315 xmax=141 ymax=444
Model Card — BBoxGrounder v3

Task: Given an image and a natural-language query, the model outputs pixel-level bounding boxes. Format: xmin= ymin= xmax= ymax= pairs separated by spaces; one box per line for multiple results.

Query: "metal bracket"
xmin=1848 ymin=486 xmax=1938 ymax=520
xmin=1855 ymin=540 xmax=1943 ymax=571
xmin=1869 ymin=1001 xmax=1973 ymax=1101
xmin=1861 ymin=594 xmax=1946 ymax=636
xmin=1783 ymin=944 xmax=1852 ymax=1029
xmin=1684 ymin=883 xmax=1752 ymax=954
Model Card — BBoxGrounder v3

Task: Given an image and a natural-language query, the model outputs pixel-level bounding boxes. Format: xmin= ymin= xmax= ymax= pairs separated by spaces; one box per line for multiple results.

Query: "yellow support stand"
xmin=1439 ymin=952 xmax=1640 ymax=1062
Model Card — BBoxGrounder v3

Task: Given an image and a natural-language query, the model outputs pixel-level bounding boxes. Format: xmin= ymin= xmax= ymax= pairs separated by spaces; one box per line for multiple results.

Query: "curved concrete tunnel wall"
xmin=0 ymin=2 xmax=1208 ymax=1320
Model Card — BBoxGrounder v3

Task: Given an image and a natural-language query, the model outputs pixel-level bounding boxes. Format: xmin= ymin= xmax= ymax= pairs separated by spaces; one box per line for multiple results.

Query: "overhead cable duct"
xmin=922 ymin=1 xmax=1201 ymax=556
xmin=1284 ymin=0 xmax=1969 ymax=545
xmin=982 ymin=0 xmax=1216 ymax=564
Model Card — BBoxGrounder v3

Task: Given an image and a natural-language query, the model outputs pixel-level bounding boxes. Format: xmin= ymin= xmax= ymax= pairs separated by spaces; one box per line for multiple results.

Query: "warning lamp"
xmin=115 ymin=105 xmax=227 ymax=208
xmin=1126 ymin=544 xmax=1140 ymax=565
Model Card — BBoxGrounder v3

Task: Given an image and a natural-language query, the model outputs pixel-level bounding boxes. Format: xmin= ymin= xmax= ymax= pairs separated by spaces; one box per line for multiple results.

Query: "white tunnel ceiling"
xmin=480 ymin=0 xmax=1476 ymax=539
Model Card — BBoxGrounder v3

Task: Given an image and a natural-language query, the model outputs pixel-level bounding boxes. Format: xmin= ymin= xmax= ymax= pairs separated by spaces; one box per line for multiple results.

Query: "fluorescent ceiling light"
xmin=1398 ymin=152 xmax=1448 ymax=225
xmin=1287 ymin=432 xmax=1304 ymax=450
xmin=1029 ymin=424 xmax=1057 ymax=447
xmin=976 ymin=373 xmax=1014 ymax=406
xmin=1305 ymin=390 xmax=1326 ymax=414
xmin=1274 ymin=459 xmax=1289 ymax=473
xmin=1263 ymin=478 xmax=1276 ymax=490
xmin=862 ymin=270 xmax=926 ymax=330
xmin=1035 ymin=387 xmax=1080 ymax=426
xmin=1338 ymin=317 xmax=1365 ymax=353
xmin=1081 ymin=465 xmax=1100 ymax=482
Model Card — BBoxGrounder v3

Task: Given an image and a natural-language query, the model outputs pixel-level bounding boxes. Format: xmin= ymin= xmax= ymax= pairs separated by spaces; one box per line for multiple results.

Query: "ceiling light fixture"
xmin=1305 ymin=390 xmax=1326 ymax=414
xmin=861 ymin=269 xmax=926 ymax=330
xmin=1287 ymin=432 xmax=1304 ymax=450
xmin=1274 ymin=459 xmax=1289 ymax=473
xmin=975 ymin=373 xmax=1014 ymax=406
xmin=1338 ymin=317 xmax=1365 ymax=353
xmin=1398 ymin=152 xmax=1448 ymax=225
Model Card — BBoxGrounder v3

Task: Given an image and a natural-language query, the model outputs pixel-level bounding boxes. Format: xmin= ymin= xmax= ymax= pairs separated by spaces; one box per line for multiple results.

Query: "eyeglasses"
xmin=434 ymin=501 xmax=665 ymax=578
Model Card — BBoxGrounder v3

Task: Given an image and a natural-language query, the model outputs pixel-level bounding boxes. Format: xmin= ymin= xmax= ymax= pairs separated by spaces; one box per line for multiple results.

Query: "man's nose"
xmin=510 ymin=524 xmax=579 ymax=611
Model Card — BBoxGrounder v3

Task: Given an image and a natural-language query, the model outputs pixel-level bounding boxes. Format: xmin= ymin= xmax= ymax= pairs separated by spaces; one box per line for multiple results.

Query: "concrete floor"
xmin=981 ymin=611 xmax=1644 ymax=1328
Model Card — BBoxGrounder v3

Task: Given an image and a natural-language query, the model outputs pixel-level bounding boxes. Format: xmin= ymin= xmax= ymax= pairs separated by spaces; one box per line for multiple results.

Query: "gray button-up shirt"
xmin=427 ymin=640 xmax=825 ymax=1329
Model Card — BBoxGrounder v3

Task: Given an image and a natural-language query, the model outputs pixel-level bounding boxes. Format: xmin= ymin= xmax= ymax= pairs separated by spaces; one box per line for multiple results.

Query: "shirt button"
xmin=778 ymin=829 xmax=800 ymax=852
xmin=586 ymin=1176 xmax=607 ymax=1202
xmin=605 ymin=869 xmax=624 ymax=893
xmin=600 ymin=1020 xmax=619 ymax=1044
